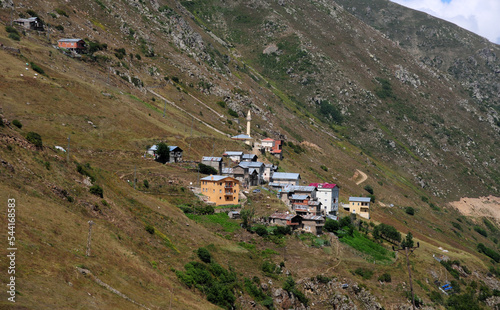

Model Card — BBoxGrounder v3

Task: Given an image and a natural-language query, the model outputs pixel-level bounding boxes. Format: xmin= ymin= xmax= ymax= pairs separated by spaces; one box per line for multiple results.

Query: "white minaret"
xmin=246 ymin=110 xmax=252 ymax=137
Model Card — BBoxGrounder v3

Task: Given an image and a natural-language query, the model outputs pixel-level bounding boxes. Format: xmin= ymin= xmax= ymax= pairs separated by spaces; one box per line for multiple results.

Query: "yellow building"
xmin=347 ymin=197 xmax=371 ymax=219
xmin=200 ymin=175 xmax=240 ymax=206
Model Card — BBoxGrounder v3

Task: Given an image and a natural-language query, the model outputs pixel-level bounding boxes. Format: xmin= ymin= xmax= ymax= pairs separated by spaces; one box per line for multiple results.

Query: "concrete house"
xmin=270 ymin=139 xmax=283 ymax=159
xmin=309 ymin=183 xmax=340 ymax=216
xmin=147 ymin=145 xmax=183 ymax=163
xmin=269 ymin=213 xmax=302 ymax=231
xmin=58 ymin=38 xmax=86 ymax=51
xmin=278 ymin=185 xmax=316 ymax=206
xmin=261 ymin=138 xmax=275 ymax=151
xmin=241 ymin=154 xmax=258 ymax=162
xmin=233 ymin=161 xmax=265 ymax=186
xmin=269 ymin=172 xmax=300 ymax=190
xmin=302 ymin=215 xmax=324 ymax=235
xmin=200 ymin=175 xmax=240 ymax=206
xmin=13 ymin=17 xmax=44 ymax=31
xmin=202 ymin=156 xmax=223 ymax=174
xmin=346 ymin=197 xmax=371 ymax=219
xmin=263 ymin=164 xmax=278 ymax=182
xmin=223 ymin=151 xmax=243 ymax=162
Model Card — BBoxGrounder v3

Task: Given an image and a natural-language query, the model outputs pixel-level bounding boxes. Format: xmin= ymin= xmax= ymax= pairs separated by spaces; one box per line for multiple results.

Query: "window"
xmin=219 ymin=189 xmax=222 ymax=193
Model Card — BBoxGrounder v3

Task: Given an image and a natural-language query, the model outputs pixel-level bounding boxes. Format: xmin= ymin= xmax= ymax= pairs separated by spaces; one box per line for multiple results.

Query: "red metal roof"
xmin=309 ymin=182 xmax=337 ymax=189
xmin=262 ymin=138 xmax=274 ymax=141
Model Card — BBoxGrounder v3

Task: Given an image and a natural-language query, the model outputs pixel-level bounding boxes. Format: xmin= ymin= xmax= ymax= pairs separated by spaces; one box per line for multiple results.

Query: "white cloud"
xmin=390 ymin=0 xmax=500 ymax=44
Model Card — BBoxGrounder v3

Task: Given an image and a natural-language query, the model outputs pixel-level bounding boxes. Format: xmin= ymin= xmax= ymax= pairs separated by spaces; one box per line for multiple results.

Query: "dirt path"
xmin=351 ymin=169 xmax=368 ymax=185
xmin=450 ymin=196 xmax=500 ymax=222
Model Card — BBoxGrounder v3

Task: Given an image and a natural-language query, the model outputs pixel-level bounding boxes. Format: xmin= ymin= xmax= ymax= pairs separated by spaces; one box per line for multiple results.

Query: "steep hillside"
xmin=0 ymin=0 xmax=500 ymax=309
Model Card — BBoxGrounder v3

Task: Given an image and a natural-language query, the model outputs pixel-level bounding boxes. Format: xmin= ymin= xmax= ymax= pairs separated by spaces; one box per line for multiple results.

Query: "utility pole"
xmin=134 ymin=165 xmax=137 ymax=190
xmin=163 ymin=100 xmax=166 ymax=118
xmin=393 ymin=235 xmax=419 ymax=310
xmin=66 ymin=135 xmax=70 ymax=163
xmin=86 ymin=221 xmax=95 ymax=257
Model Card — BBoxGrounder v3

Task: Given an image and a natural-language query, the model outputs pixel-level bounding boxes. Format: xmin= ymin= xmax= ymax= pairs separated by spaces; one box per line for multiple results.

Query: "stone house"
xmin=202 ymin=156 xmax=223 ymax=174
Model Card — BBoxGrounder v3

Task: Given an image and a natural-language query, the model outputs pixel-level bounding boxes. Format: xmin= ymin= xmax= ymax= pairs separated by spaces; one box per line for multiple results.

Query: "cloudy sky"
xmin=390 ymin=0 xmax=500 ymax=44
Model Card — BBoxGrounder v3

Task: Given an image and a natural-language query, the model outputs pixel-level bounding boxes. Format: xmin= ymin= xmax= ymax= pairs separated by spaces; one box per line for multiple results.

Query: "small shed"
xmin=58 ymin=39 xmax=86 ymax=51
xmin=13 ymin=17 xmax=44 ymax=31
xmin=228 ymin=211 xmax=240 ymax=219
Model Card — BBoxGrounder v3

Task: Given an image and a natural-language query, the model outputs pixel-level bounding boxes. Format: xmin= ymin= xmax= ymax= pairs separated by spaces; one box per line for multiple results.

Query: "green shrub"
xmin=474 ymin=226 xmax=488 ymax=237
xmin=145 ymin=225 xmax=155 ymax=234
xmin=26 ymin=132 xmax=42 ymax=147
xmin=5 ymin=26 xmax=18 ymax=34
xmin=405 ymin=207 xmax=415 ymax=216
xmin=8 ymin=32 xmax=20 ymax=41
xmin=377 ymin=273 xmax=391 ymax=282
xmin=320 ymin=165 xmax=328 ymax=171
xmin=283 ymin=276 xmax=309 ymax=306
xmin=483 ymin=218 xmax=498 ymax=232
xmin=324 ymin=218 xmax=340 ymax=233
xmin=30 ymin=62 xmax=45 ymax=75
xmin=0 ymin=118 xmax=4 ymax=127
xmin=374 ymin=77 xmax=394 ymax=99
xmin=12 ymin=119 xmax=22 ymax=128
xmin=452 ymin=222 xmax=463 ymax=231
xmin=354 ymin=267 xmax=373 ymax=279
xmin=316 ymin=275 xmax=331 ymax=283
xmin=89 ymin=184 xmax=103 ymax=198
xmin=228 ymin=109 xmax=239 ymax=118
xmin=198 ymin=163 xmax=218 ymax=175
xmin=364 ymin=185 xmax=374 ymax=195
xmin=143 ymin=179 xmax=149 ymax=189
xmin=274 ymin=225 xmax=291 ymax=236
xmin=55 ymin=8 xmax=68 ymax=17
xmin=254 ymin=225 xmax=268 ymax=237
xmin=197 ymin=247 xmax=212 ymax=263
xmin=373 ymin=223 xmax=401 ymax=243
xmin=477 ymin=243 xmax=500 ymax=262
xmin=217 ymin=101 xmax=226 ymax=108
xmin=55 ymin=25 xmax=64 ymax=31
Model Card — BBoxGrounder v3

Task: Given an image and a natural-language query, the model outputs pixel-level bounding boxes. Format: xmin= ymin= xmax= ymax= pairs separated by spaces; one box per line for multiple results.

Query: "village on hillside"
xmin=144 ymin=110 xmax=372 ymax=235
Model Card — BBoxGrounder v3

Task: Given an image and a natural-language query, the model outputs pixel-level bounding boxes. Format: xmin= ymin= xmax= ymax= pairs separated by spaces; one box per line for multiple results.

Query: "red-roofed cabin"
xmin=58 ymin=39 xmax=86 ymax=51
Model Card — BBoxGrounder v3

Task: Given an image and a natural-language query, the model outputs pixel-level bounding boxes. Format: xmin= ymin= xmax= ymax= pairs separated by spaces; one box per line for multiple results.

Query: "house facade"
xmin=263 ymin=164 xmax=278 ymax=182
xmin=200 ymin=175 xmax=240 ymax=206
xmin=241 ymin=154 xmax=258 ymax=162
xmin=279 ymin=185 xmax=317 ymax=206
xmin=147 ymin=145 xmax=183 ymax=163
xmin=202 ymin=156 xmax=223 ymax=174
xmin=269 ymin=172 xmax=300 ymax=190
xmin=13 ymin=17 xmax=44 ymax=31
xmin=261 ymin=138 xmax=275 ymax=151
xmin=346 ymin=197 xmax=371 ymax=219
xmin=223 ymin=151 xmax=243 ymax=162
xmin=302 ymin=215 xmax=324 ymax=234
xmin=58 ymin=39 xmax=86 ymax=51
xmin=269 ymin=213 xmax=302 ymax=231
xmin=309 ymin=183 xmax=339 ymax=216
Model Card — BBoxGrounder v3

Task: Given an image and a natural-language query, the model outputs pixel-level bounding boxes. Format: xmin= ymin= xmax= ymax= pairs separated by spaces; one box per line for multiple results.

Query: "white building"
xmin=309 ymin=183 xmax=339 ymax=216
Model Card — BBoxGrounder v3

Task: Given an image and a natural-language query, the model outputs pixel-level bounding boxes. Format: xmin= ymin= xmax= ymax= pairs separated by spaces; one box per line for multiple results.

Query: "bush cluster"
xmin=198 ymin=163 xmax=218 ymax=175
xmin=283 ymin=276 xmax=309 ymax=306
xmin=26 ymin=132 xmax=42 ymax=148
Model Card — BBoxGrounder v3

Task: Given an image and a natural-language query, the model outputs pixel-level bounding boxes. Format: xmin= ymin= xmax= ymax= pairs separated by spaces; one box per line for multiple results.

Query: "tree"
xmin=198 ymin=163 xmax=218 ymax=175
xmin=324 ymin=218 xmax=339 ymax=233
xmin=240 ymin=206 xmax=255 ymax=229
xmin=26 ymin=132 xmax=43 ymax=148
xmin=197 ymin=247 xmax=212 ymax=263
xmin=364 ymin=185 xmax=374 ymax=195
xmin=89 ymin=185 xmax=104 ymax=198
xmin=401 ymin=232 xmax=414 ymax=248
xmin=155 ymin=143 xmax=170 ymax=164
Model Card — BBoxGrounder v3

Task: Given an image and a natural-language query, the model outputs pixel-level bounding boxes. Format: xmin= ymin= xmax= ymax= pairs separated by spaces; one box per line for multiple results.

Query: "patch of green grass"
xmin=186 ymin=213 xmax=241 ymax=233
xmin=340 ymin=230 xmax=394 ymax=262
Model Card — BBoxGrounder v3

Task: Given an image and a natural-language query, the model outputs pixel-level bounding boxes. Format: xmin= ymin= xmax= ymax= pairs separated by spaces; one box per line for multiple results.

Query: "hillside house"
xmin=345 ymin=197 xmax=371 ymax=219
xmin=269 ymin=172 xmax=300 ymax=190
xmin=269 ymin=213 xmax=302 ymax=231
xmin=58 ymin=39 xmax=86 ymax=51
xmin=223 ymin=151 xmax=243 ymax=162
xmin=263 ymin=164 xmax=278 ymax=182
xmin=261 ymin=138 xmax=275 ymax=151
xmin=309 ymin=183 xmax=339 ymax=216
xmin=270 ymin=139 xmax=283 ymax=159
xmin=278 ymin=185 xmax=316 ymax=206
xmin=241 ymin=154 xmax=258 ymax=162
xmin=147 ymin=145 xmax=183 ymax=163
xmin=233 ymin=161 xmax=265 ymax=186
xmin=202 ymin=156 xmax=223 ymax=174
xmin=291 ymin=195 xmax=322 ymax=216
xmin=200 ymin=175 xmax=240 ymax=206
xmin=302 ymin=215 xmax=324 ymax=234
xmin=13 ymin=17 xmax=44 ymax=31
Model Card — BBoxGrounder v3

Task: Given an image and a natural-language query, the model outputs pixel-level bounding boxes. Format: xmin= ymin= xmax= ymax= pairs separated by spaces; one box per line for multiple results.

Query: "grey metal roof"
xmin=269 ymin=213 xmax=297 ymax=220
xmin=58 ymin=38 xmax=84 ymax=42
xmin=222 ymin=167 xmax=233 ymax=174
xmin=282 ymin=185 xmax=315 ymax=193
xmin=202 ymin=156 xmax=222 ymax=162
xmin=231 ymin=134 xmax=252 ymax=139
xmin=200 ymin=175 xmax=230 ymax=181
xmin=272 ymin=172 xmax=300 ymax=180
xmin=169 ymin=146 xmax=182 ymax=152
xmin=349 ymin=197 xmax=371 ymax=202
xmin=238 ymin=161 xmax=264 ymax=168
xmin=148 ymin=145 xmax=158 ymax=151
xmin=302 ymin=215 xmax=324 ymax=221
xmin=291 ymin=194 xmax=309 ymax=200
xmin=242 ymin=154 xmax=257 ymax=159
xmin=224 ymin=151 xmax=243 ymax=156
